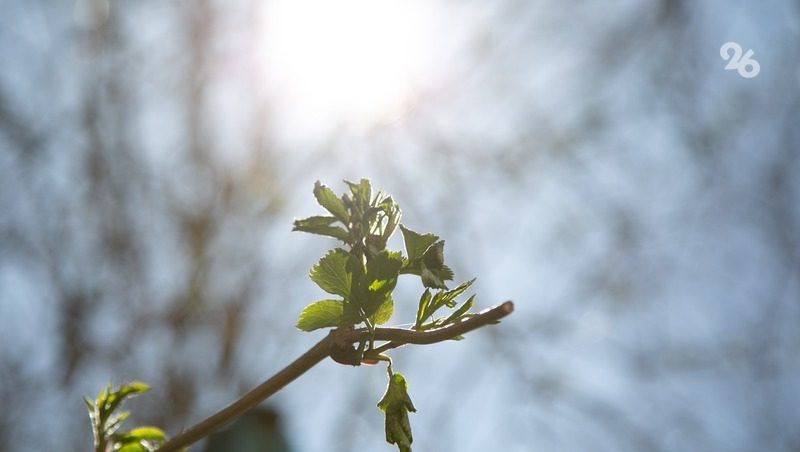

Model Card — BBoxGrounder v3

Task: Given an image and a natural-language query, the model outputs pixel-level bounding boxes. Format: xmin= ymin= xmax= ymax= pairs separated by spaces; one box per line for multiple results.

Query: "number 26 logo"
xmin=720 ymin=42 xmax=760 ymax=79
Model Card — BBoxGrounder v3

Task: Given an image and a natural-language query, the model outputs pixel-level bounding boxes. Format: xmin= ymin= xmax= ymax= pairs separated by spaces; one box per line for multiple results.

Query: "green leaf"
xmin=296 ymin=300 xmax=344 ymax=331
xmin=302 ymin=226 xmax=349 ymax=242
xmin=422 ymin=240 xmax=445 ymax=268
xmin=420 ymin=263 xmax=446 ymax=289
xmin=84 ymin=396 xmax=95 ymax=413
xmin=117 ymin=443 xmax=148 ymax=452
xmin=87 ymin=381 xmax=156 ymax=452
xmin=345 ymin=178 xmax=372 ymax=205
xmin=293 ymin=216 xmax=350 ymax=242
xmin=418 ymin=279 xmax=475 ymax=324
xmin=378 ymin=195 xmax=395 ymax=211
xmin=105 ymin=411 xmax=130 ymax=435
xmin=414 ymin=289 xmax=431 ymax=329
xmin=442 ymin=278 xmax=475 ymax=304
xmin=372 ymin=297 xmax=394 ymax=325
xmin=363 ymin=251 xmax=403 ymax=316
xmin=400 ymin=234 xmax=453 ymax=289
xmin=125 ymin=426 xmax=166 ymax=442
xmin=443 ymin=294 xmax=476 ymax=325
xmin=399 ymin=225 xmax=438 ymax=264
xmin=379 ymin=198 xmax=401 ymax=242
xmin=98 ymin=381 xmax=149 ymax=424
xmin=364 ymin=206 xmax=383 ymax=226
xmin=116 ymin=381 xmax=150 ymax=398
xmin=436 ymin=264 xmax=454 ymax=282
xmin=96 ymin=385 xmax=109 ymax=410
xmin=310 ymin=249 xmax=351 ymax=297
xmin=341 ymin=299 xmax=363 ymax=327
xmin=293 ymin=215 xmax=337 ymax=228
xmin=314 ymin=181 xmax=349 ymax=223
xmin=367 ymin=251 xmax=403 ymax=290
xmin=378 ymin=371 xmax=416 ymax=452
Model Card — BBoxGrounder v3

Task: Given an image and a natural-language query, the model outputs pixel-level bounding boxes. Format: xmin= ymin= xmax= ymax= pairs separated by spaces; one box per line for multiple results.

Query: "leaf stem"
xmin=154 ymin=301 xmax=513 ymax=452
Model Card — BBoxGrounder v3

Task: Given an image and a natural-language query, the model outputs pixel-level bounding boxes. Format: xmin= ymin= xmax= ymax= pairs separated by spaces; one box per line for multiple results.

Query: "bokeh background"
xmin=2 ymin=1 xmax=799 ymax=451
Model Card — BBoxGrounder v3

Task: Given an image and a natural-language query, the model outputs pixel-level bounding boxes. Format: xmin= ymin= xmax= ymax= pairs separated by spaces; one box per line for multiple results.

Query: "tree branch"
xmin=155 ymin=301 xmax=514 ymax=452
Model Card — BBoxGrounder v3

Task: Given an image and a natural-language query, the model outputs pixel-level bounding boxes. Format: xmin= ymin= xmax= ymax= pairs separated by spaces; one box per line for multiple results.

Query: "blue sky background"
xmin=1 ymin=1 xmax=799 ymax=451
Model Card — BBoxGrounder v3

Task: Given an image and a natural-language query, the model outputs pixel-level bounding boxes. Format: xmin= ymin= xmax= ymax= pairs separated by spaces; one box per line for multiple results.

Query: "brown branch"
xmin=155 ymin=301 xmax=514 ymax=452
xmin=368 ymin=301 xmax=514 ymax=344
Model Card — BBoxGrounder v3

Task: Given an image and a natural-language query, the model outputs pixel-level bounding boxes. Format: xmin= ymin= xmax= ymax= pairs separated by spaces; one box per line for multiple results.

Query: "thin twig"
xmin=363 ymin=301 xmax=514 ymax=344
xmin=155 ymin=301 xmax=514 ymax=452
xmin=366 ymin=301 xmax=515 ymax=356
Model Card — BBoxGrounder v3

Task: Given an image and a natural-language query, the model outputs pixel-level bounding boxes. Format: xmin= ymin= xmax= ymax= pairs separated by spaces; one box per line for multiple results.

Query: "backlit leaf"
xmin=399 ymin=225 xmax=438 ymax=264
xmin=293 ymin=216 xmax=350 ymax=242
xmin=414 ymin=290 xmax=431 ymax=329
xmin=310 ymin=249 xmax=351 ymax=297
xmin=313 ymin=181 xmax=349 ymax=223
xmin=443 ymin=294 xmax=476 ymax=325
xmin=442 ymin=278 xmax=475 ymax=303
xmin=345 ymin=178 xmax=372 ymax=206
xmin=378 ymin=371 xmax=416 ymax=452
xmin=363 ymin=251 xmax=403 ymax=315
xmin=367 ymin=251 xmax=403 ymax=290
xmin=292 ymin=215 xmax=337 ymax=228
xmin=125 ymin=426 xmax=166 ymax=442
xmin=420 ymin=263 xmax=446 ymax=289
xmin=422 ymin=240 xmax=445 ymax=268
xmin=372 ymin=297 xmax=394 ymax=325
xmin=117 ymin=443 xmax=148 ymax=452
xmin=296 ymin=299 xmax=344 ymax=331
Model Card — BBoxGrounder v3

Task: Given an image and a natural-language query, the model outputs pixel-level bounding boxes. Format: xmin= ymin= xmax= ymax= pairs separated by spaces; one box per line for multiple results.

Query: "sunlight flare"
xmin=260 ymin=0 xmax=441 ymax=129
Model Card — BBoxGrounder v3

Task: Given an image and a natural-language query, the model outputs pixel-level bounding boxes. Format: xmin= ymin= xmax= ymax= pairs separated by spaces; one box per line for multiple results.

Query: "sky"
xmin=1 ymin=1 xmax=799 ymax=451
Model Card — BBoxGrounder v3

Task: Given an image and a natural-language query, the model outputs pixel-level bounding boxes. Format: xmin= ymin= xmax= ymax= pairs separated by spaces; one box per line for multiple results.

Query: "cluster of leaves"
xmin=294 ymin=179 xmax=475 ymax=334
xmin=294 ymin=179 xmax=479 ymax=452
xmin=85 ymin=382 xmax=169 ymax=452
xmin=83 ymin=179 xmax=479 ymax=452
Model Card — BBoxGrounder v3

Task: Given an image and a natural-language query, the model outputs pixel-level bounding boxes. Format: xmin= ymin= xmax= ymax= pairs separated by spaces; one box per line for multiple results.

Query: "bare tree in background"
xmin=1 ymin=1 xmax=798 ymax=451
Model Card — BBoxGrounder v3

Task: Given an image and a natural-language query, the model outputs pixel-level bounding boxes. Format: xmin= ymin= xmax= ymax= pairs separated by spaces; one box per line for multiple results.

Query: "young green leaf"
xmin=435 ymin=264 xmax=454 ymax=282
xmin=379 ymin=199 xmax=401 ymax=242
xmin=414 ymin=289 xmax=431 ymax=329
xmin=117 ymin=443 xmax=148 ymax=452
xmin=416 ymin=279 xmax=476 ymax=326
xmin=443 ymin=294 xmax=476 ymax=325
xmin=310 ymin=249 xmax=351 ymax=298
xmin=363 ymin=250 xmax=403 ymax=316
xmin=105 ymin=411 xmax=131 ymax=436
xmin=345 ymin=178 xmax=372 ymax=207
xmin=121 ymin=426 xmax=167 ymax=443
xmin=366 ymin=251 xmax=403 ymax=291
xmin=100 ymin=381 xmax=149 ymax=425
xmin=115 ymin=382 xmax=150 ymax=401
xmin=313 ymin=181 xmax=349 ymax=223
xmin=399 ymin=225 xmax=438 ymax=264
xmin=86 ymin=381 xmax=161 ymax=452
xmin=378 ymin=371 xmax=416 ymax=452
xmin=422 ymin=240 xmax=445 ymax=268
xmin=293 ymin=215 xmax=337 ymax=228
xmin=296 ymin=300 xmax=344 ymax=331
xmin=293 ymin=216 xmax=350 ymax=242
xmin=420 ymin=263 xmax=446 ymax=289
xmin=371 ymin=297 xmax=394 ymax=325
xmin=418 ymin=241 xmax=454 ymax=289
xmin=442 ymin=278 xmax=475 ymax=304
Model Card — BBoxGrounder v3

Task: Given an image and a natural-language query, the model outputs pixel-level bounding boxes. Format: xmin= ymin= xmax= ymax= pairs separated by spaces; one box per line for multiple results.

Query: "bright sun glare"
xmin=261 ymin=0 xmax=441 ymax=131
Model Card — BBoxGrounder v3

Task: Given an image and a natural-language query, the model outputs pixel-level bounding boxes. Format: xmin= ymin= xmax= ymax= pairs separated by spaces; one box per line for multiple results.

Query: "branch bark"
xmin=155 ymin=301 xmax=514 ymax=452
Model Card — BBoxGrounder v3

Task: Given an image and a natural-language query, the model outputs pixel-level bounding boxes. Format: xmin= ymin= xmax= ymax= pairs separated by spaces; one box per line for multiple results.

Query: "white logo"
xmin=720 ymin=42 xmax=760 ymax=78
